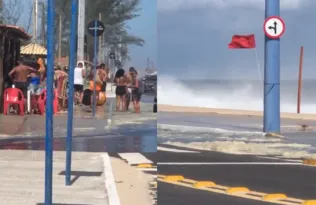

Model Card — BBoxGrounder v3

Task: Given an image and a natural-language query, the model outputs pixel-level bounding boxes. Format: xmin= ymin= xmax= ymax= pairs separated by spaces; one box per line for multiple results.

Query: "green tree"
xmin=55 ymin=0 xmax=145 ymax=61
xmin=2 ymin=0 xmax=23 ymax=25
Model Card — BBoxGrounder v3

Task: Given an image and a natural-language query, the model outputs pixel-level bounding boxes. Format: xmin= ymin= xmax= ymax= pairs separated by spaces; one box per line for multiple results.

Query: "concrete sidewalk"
xmin=0 ymin=150 xmax=107 ymax=205
xmin=110 ymin=157 xmax=156 ymax=205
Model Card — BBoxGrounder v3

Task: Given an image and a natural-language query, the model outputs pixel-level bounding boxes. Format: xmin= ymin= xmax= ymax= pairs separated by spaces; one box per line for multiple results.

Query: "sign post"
xmin=109 ymin=51 xmax=116 ymax=73
xmin=87 ymin=20 xmax=105 ymax=117
xmin=45 ymin=0 xmax=55 ymax=204
xmin=263 ymin=1 xmax=285 ymax=133
xmin=115 ymin=59 xmax=122 ymax=69
xmin=107 ymin=51 xmax=116 ymax=125
xmin=65 ymin=0 xmax=78 ymax=186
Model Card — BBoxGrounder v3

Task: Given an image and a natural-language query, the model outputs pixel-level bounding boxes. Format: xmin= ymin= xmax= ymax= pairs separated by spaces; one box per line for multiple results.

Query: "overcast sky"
xmin=158 ymin=0 xmax=316 ymax=79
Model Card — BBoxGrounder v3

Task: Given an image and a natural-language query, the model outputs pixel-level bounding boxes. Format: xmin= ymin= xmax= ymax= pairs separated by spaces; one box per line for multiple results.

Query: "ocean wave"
xmin=158 ymin=75 xmax=316 ymax=113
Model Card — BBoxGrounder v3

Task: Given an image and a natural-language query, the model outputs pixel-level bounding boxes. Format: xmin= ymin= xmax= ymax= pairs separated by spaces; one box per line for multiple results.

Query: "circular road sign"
xmin=263 ymin=16 xmax=285 ymax=39
xmin=87 ymin=20 xmax=105 ymax=37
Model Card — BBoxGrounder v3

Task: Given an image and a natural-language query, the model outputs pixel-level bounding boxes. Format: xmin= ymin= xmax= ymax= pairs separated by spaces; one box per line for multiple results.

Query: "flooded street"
xmin=0 ymin=96 xmax=157 ymax=152
xmin=0 ymin=134 xmax=156 ymax=152
xmin=158 ymin=111 xmax=316 ymax=158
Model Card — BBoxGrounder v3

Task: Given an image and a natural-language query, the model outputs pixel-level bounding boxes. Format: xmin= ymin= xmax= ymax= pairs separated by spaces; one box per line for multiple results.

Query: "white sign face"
xmin=264 ymin=17 xmax=285 ymax=39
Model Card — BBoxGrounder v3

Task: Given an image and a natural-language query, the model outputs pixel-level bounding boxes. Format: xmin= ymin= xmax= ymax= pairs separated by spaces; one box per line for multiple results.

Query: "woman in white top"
xmin=74 ymin=62 xmax=85 ymax=104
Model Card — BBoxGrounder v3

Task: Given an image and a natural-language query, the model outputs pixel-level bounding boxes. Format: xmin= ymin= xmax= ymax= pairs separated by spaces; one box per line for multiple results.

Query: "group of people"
xmin=6 ymin=57 xmax=142 ymax=114
xmin=115 ymin=67 xmax=142 ymax=113
xmin=73 ymin=62 xmax=109 ymax=106
xmin=8 ymin=59 xmax=47 ymax=98
xmin=73 ymin=62 xmax=142 ymax=113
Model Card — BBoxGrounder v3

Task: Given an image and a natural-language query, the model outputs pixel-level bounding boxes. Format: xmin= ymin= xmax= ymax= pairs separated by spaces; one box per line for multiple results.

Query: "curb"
xmin=158 ymin=174 xmax=315 ymax=205
xmin=303 ymin=200 xmax=316 ymax=205
xmin=302 ymin=158 xmax=316 ymax=166
xmin=117 ymin=153 xmax=157 ymax=205
xmin=263 ymin=133 xmax=316 ymax=166
xmin=265 ymin=132 xmax=286 ymax=139
xmin=102 ymin=153 xmax=121 ymax=205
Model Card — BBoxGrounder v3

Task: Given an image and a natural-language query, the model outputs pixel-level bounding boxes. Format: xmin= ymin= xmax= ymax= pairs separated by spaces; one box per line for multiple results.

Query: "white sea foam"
xmin=158 ymin=124 xmax=264 ymax=135
xmin=158 ymin=75 xmax=316 ymax=113
xmin=164 ymin=141 xmax=315 ymax=158
xmin=158 ymin=123 xmax=316 ymax=158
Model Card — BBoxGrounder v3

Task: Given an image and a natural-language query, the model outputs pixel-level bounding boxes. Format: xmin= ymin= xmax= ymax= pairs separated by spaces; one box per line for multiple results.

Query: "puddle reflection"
xmin=0 ymin=135 xmax=157 ymax=152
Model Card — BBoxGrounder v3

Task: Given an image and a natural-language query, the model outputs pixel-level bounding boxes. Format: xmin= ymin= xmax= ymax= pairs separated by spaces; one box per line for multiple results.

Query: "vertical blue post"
xmin=92 ymin=20 xmax=98 ymax=118
xmin=65 ymin=0 xmax=78 ymax=186
xmin=45 ymin=0 xmax=55 ymax=204
xmin=263 ymin=0 xmax=280 ymax=133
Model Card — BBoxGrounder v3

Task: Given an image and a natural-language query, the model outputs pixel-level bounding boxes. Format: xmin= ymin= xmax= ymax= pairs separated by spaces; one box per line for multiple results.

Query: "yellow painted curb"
xmin=265 ymin=132 xmax=285 ymax=139
xmin=263 ymin=193 xmax=287 ymax=201
xmin=226 ymin=187 xmax=250 ymax=194
xmin=193 ymin=181 xmax=216 ymax=188
xmin=302 ymin=200 xmax=316 ymax=205
xmin=302 ymin=159 xmax=316 ymax=166
xmin=163 ymin=175 xmax=185 ymax=182
xmin=137 ymin=163 xmax=153 ymax=168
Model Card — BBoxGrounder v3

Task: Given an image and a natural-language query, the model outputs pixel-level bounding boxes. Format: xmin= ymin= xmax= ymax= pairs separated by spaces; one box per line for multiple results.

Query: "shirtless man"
xmin=9 ymin=61 xmax=36 ymax=98
xmin=99 ymin=63 xmax=108 ymax=91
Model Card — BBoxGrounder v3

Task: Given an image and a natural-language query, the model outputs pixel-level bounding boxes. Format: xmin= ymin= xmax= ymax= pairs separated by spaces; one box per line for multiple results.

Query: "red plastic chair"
xmin=37 ymin=89 xmax=59 ymax=115
xmin=3 ymin=88 xmax=25 ymax=116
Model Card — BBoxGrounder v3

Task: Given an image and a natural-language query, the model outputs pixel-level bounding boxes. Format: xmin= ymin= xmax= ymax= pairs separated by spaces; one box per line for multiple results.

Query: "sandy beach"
xmin=158 ymin=104 xmax=316 ymax=121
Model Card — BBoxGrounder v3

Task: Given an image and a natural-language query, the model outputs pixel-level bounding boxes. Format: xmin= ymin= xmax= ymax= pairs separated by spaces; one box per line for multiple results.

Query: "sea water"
xmin=157 ymin=75 xmax=316 ymax=158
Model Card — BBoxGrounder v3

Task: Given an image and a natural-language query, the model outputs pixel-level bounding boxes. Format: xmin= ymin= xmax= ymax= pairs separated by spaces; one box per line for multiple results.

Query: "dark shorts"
xmin=132 ymin=90 xmax=141 ymax=102
xmin=74 ymin=84 xmax=83 ymax=92
xmin=14 ymin=82 xmax=28 ymax=98
xmin=116 ymin=86 xmax=126 ymax=96
xmin=101 ymin=82 xmax=107 ymax=92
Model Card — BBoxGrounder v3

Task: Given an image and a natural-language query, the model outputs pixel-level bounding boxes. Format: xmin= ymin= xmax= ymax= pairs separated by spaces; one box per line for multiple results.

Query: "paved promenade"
xmin=0 ymin=150 xmax=107 ymax=205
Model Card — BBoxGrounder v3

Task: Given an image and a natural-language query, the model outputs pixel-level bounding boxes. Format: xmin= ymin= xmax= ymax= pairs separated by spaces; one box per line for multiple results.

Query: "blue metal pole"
xmin=92 ymin=20 xmax=97 ymax=118
xmin=45 ymin=0 xmax=55 ymax=204
xmin=264 ymin=0 xmax=280 ymax=133
xmin=65 ymin=0 xmax=78 ymax=186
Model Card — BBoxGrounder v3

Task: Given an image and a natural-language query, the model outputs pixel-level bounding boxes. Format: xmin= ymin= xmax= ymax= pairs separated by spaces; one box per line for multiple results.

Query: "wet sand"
xmin=159 ymin=104 xmax=316 ymax=121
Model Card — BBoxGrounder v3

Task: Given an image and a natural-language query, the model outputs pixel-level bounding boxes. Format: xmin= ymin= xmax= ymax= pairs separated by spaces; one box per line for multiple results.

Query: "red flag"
xmin=228 ymin=34 xmax=256 ymax=49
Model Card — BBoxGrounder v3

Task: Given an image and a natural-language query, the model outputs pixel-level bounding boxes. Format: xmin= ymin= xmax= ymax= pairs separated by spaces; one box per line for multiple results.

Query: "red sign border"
xmin=263 ymin=16 xmax=286 ymax=39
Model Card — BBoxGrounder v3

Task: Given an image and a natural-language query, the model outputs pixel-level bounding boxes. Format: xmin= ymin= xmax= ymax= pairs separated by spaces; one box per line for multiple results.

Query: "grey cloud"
xmin=158 ymin=6 xmax=316 ymax=79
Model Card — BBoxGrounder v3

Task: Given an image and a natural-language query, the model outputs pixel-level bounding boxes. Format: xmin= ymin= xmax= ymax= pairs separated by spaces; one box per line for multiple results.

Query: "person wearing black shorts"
xmin=130 ymin=67 xmax=141 ymax=113
xmin=74 ymin=84 xmax=83 ymax=93
xmin=73 ymin=84 xmax=83 ymax=104
xmin=14 ymin=82 xmax=28 ymax=98
xmin=74 ymin=62 xmax=85 ymax=104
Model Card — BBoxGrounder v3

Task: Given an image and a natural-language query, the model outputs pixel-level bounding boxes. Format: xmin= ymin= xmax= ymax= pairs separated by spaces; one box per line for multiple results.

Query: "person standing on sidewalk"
xmin=9 ymin=61 xmax=36 ymax=98
xmin=125 ymin=68 xmax=133 ymax=111
xmin=74 ymin=62 xmax=85 ymax=105
xmin=130 ymin=67 xmax=142 ymax=113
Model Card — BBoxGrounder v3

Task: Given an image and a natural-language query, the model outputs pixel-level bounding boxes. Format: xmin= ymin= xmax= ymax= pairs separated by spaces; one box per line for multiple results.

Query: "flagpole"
xmin=253 ymin=48 xmax=264 ymax=106
xmin=254 ymin=48 xmax=262 ymax=83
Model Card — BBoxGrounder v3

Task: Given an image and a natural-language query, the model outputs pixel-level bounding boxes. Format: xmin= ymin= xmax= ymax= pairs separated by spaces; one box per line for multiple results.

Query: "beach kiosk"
xmin=0 ymin=25 xmax=31 ymax=113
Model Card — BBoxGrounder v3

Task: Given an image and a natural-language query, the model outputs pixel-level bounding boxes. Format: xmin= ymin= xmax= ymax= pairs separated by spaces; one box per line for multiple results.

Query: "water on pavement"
xmin=0 ymin=94 xmax=157 ymax=152
xmin=158 ymin=111 xmax=316 ymax=158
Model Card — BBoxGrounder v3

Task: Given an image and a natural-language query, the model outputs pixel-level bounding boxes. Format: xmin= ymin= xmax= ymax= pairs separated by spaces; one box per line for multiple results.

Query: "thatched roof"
xmin=21 ymin=43 xmax=47 ymax=56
